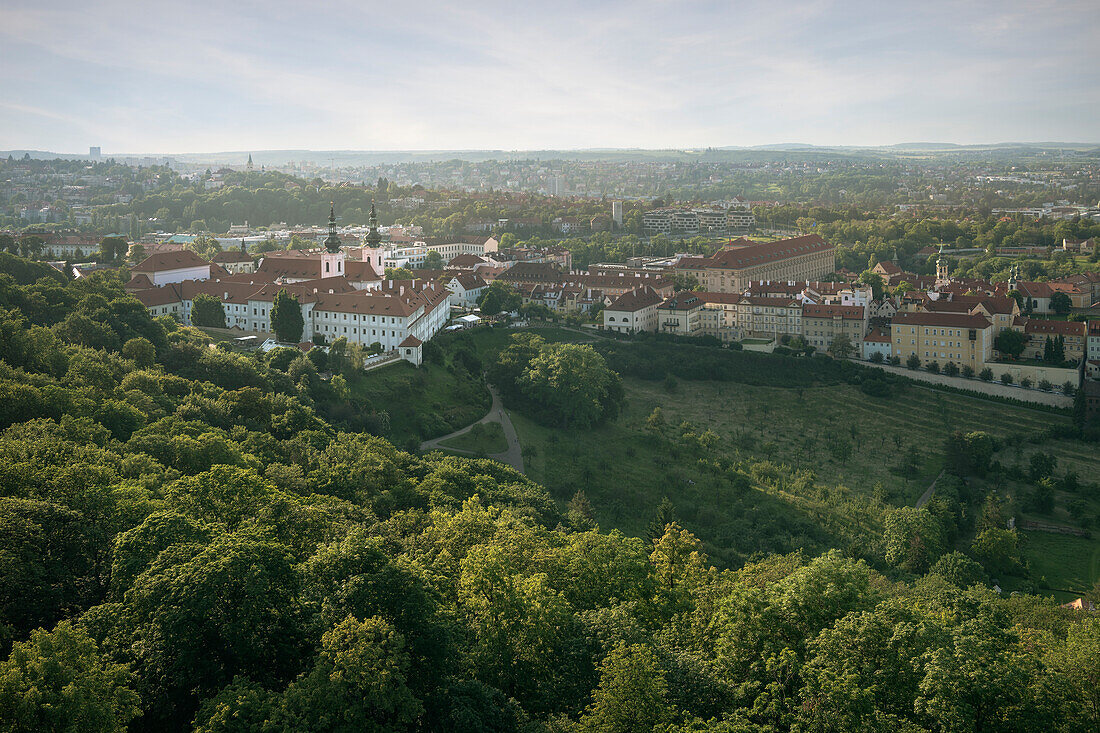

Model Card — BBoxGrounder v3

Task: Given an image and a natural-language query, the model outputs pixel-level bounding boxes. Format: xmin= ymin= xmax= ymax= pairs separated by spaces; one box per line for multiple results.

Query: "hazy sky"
xmin=1 ymin=0 xmax=1097 ymax=153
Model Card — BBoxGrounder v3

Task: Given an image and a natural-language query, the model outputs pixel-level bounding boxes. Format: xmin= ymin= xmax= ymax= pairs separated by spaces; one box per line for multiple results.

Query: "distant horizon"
xmin=2 ymin=1 xmax=1097 ymax=153
xmin=4 ymin=140 xmax=1099 ymax=162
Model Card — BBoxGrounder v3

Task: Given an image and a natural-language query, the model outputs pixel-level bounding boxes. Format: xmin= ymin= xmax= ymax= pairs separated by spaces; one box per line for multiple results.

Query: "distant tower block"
xmin=89 ymin=146 xmax=101 ymax=159
xmin=612 ymin=201 xmax=623 ymax=228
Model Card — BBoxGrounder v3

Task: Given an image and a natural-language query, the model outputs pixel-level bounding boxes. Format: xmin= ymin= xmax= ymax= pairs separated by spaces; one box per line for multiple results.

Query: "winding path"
xmin=419 ymin=385 xmax=525 ymax=473
xmin=916 ymin=468 xmax=945 ymax=508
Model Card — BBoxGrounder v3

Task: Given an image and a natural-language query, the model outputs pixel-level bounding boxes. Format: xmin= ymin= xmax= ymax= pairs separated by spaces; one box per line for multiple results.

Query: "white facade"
xmin=147 ymin=264 xmax=211 ymax=286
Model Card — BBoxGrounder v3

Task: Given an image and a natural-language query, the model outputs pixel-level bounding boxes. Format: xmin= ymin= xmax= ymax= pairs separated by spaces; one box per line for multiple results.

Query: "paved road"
xmin=420 ymin=385 xmax=525 ymax=473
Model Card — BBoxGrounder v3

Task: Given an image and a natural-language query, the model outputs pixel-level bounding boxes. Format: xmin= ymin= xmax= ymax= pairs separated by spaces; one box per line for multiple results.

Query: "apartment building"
xmin=890 ymin=312 xmax=994 ymax=370
xmin=735 ymin=296 xmax=803 ymax=340
xmin=1020 ymin=319 xmax=1087 ymax=362
xmin=801 ymin=303 xmax=868 ymax=351
xmin=603 ymin=286 xmax=663 ymax=333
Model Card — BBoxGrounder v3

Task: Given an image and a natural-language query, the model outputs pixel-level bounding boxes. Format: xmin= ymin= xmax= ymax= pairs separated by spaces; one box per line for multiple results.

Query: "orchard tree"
xmin=270 ymin=289 xmax=304 ymax=343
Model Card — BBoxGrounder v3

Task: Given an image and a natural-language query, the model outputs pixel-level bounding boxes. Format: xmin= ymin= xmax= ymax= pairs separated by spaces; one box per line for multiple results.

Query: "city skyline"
xmin=1 ymin=0 xmax=1098 ymax=154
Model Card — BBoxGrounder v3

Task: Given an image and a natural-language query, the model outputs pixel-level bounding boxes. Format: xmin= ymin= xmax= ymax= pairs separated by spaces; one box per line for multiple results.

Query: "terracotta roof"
xmin=864 ymin=328 xmax=891 ymax=343
xmin=739 ymin=295 xmax=800 ymax=307
xmin=132 ymin=250 xmax=210 ymax=273
xmin=212 ymin=250 xmax=254 ymax=263
xmin=313 ymin=292 xmax=418 ymax=317
xmin=1016 ymin=281 xmax=1054 ymax=298
xmin=891 ymin=311 xmax=992 ymax=329
xmin=257 ymin=256 xmax=320 ymax=280
xmin=448 ymin=254 xmax=487 ymax=267
xmin=450 ymin=272 xmax=487 ymax=290
xmin=704 ymin=234 xmax=833 ymax=269
xmin=344 ymin=260 xmax=381 ymax=282
xmin=125 ymin=273 xmax=153 ymax=290
xmin=692 ymin=291 xmax=743 ymax=305
xmin=496 ymin=261 xmax=564 ymax=283
xmin=659 ymin=292 xmax=705 ymax=310
xmin=874 ymin=261 xmax=903 ymax=275
xmin=132 ymin=285 xmax=183 ymax=307
xmin=1023 ymin=319 xmax=1086 ymax=337
xmin=607 ymin=286 xmax=663 ymax=312
xmin=399 ymin=335 xmax=423 ymax=347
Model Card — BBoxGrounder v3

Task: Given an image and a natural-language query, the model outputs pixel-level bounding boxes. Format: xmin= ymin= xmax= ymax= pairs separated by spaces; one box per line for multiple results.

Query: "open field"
xmin=1020 ymin=533 xmax=1100 ymax=597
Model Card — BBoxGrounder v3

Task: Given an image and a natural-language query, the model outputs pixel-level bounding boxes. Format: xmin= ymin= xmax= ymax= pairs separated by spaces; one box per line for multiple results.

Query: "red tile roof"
xmin=132 ymin=250 xmax=210 ymax=273
xmin=607 ymin=286 xmax=663 ymax=312
xmin=864 ymin=328 xmax=891 ymax=343
xmin=1023 ymin=319 xmax=1086 ymax=337
xmin=704 ymin=234 xmax=833 ymax=269
xmin=892 ymin=311 xmax=992 ymax=329
xmin=212 ymin=250 xmax=254 ymax=263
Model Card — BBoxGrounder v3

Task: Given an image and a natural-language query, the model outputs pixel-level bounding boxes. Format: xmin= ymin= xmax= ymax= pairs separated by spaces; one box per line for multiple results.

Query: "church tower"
xmin=321 ymin=203 xmax=345 ymax=278
xmin=361 ymin=201 xmax=385 ymax=277
xmin=246 ymin=153 xmax=254 ymax=172
xmin=935 ymin=243 xmax=949 ymax=286
xmin=365 ymin=201 xmax=382 ymax=247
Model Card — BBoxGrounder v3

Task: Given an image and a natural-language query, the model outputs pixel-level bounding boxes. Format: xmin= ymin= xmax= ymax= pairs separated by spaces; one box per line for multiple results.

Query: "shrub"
xmin=1020 ymin=376 xmax=1032 ymax=389
xmin=926 ymin=361 xmax=940 ymax=374
xmin=906 ymin=353 xmax=921 ymax=370
xmin=888 ymin=355 xmax=901 ymax=366
xmin=1039 ymin=379 xmax=1052 ymax=391
xmin=869 ymin=351 xmax=884 ymax=364
xmin=961 ymin=365 xmax=975 ymax=378
xmin=1000 ymin=373 xmax=1013 ymax=385
xmin=1062 ymin=381 xmax=1076 ymax=396
xmin=943 ymin=361 xmax=959 ymax=377
xmin=979 ymin=368 xmax=993 ymax=382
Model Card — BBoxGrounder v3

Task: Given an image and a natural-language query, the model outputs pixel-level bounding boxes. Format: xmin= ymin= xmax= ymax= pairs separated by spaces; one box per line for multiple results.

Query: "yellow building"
xmin=891 ymin=312 xmax=994 ymax=370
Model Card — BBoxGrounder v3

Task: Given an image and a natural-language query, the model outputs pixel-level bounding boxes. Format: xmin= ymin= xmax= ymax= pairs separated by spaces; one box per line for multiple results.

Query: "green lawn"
xmin=1020 ymin=532 xmax=1100 ymax=596
xmin=439 ymin=422 xmax=508 ymax=456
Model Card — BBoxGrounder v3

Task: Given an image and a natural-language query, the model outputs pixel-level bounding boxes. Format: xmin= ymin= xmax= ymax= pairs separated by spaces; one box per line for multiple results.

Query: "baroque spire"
xmin=365 ymin=200 xmax=381 ymax=247
xmin=324 ymin=202 xmax=341 ymax=253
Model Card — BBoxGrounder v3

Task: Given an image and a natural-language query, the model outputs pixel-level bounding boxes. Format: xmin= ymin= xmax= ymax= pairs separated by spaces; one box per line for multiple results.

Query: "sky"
xmin=0 ymin=0 xmax=1097 ymax=154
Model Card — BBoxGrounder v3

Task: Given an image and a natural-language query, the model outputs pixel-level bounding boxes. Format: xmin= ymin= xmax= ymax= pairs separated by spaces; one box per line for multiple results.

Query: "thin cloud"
xmin=0 ymin=0 xmax=1096 ymax=152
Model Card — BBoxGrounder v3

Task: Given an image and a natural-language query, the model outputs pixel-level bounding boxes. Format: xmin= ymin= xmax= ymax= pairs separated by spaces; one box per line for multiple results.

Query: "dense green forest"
xmin=1 ymin=253 xmax=1100 ymax=731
